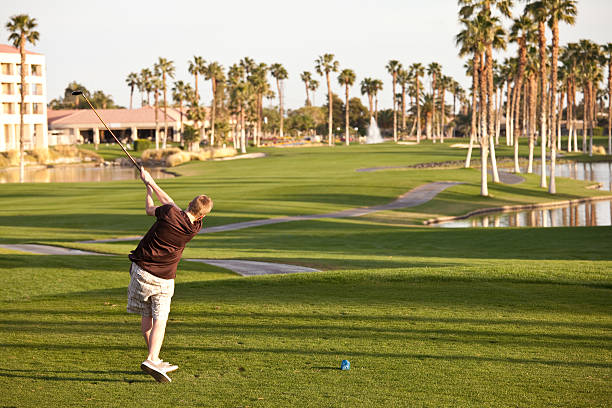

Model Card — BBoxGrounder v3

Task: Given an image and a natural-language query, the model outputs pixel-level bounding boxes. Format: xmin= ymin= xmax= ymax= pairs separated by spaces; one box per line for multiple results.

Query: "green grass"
xmin=79 ymin=143 xmax=145 ymax=161
xmin=0 ymin=142 xmax=610 ymax=407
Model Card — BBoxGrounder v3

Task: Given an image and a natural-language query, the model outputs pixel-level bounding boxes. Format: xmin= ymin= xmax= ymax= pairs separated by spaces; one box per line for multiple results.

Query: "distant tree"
xmin=188 ymin=56 xmax=206 ymax=104
xmin=397 ymin=68 xmax=410 ymax=135
xmin=172 ymin=80 xmax=193 ymax=146
xmin=6 ymin=13 xmax=39 ymax=183
xmin=372 ymin=79 xmax=383 ymax=121
xmin=140 ymin=68 xmax=153 ymax=106
xmin=315 ymin=53 xmax=340 ymax=145
xmin=360 ymin=78 xmax=375 ymax=117
xmin=270 ymin=63 xmax=289 ymax=138
xmin=409 ymin=63 xmax=425 ymax=142
xmin=125 ymin=72 xmax=139 ymax=109
xmin=386 ymin=60 xmax=403 ymax=142
xmin=603 ymin=42 xmax=612 ymax=154
xmin=348 ymin=97 xmax=370 ymax=135
xmin=337 ymin=68 xmax=356 ymax=145
xmin=301 ymin=71 xmax=313 ymax=106
xmin=204 ymin=61 xmax=225 ymax=146
xmin=308 ymin=79 xmax=319 ymax=105
xmin=155 ymin=57 xmax=175 ymax=149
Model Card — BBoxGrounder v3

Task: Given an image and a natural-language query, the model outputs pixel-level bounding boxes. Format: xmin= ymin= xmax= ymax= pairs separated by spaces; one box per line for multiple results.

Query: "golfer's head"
xmin=187 ymin=195 xmax=213 ymax=220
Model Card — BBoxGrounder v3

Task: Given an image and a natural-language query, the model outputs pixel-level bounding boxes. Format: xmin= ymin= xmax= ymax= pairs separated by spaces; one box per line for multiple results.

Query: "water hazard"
xmin=434 ymin=162 xmax=612 ymax=228
xmin=0 ymin=165 xmax=173 ymax=184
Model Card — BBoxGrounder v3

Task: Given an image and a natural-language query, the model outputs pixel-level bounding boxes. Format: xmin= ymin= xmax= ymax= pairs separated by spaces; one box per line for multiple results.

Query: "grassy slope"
xmin=0 ymin=142 xmax=610 ymax=407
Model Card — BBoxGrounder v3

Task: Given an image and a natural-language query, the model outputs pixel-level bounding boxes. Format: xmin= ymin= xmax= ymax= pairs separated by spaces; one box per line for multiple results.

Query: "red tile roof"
xmin=48 ymin=106 xmax=185 ymax=127
xmin=0 ymin=43 xmax=42 ymax=55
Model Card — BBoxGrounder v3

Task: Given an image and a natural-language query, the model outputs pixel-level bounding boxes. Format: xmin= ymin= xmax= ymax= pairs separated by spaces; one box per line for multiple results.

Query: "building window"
xmin=1 ymin=83 xmax=14 ymax=94
xmin=33 ymin=83 xmax=43 ymax=95
xmin=31 ymin=64 xmax=42 ymax=76
xmin=18 ymin=103 xmax=31 ymax=114
xmin=32 ymin=103 xmax=43 ymax=114
xmin=4 ymin=124 xmax=11 ymax=146
xmin=2 ymin=102 xmax=14 ymax=114
xmin=17 ymin=83 xmax=29 ymax=95
xmin=1 ymin=63 xmax=12 ymax=75
xmin=16 ymin=64 xmax=29 ymax=76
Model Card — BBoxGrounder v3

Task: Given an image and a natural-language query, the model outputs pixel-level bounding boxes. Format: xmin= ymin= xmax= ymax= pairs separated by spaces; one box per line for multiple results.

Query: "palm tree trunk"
xmin=582 ymin=82 xmax=588 ymax=153
xmin=154 ymin=90 xmax=159 ymax=150
xmin=537 ymin=20 xmax=548 ymax=189
xmin=345 ymin=84 xmax=350 ymax=146
xmin=326 ymin=72 xmax=333 ymax=146
xmin=486 ymin=44 xmax=500 ymax=183
xmin=479 ymin=55 xmax=489 ymax=195
xmin=163 ymin=73 xmax=168 ymax=150
xmin=18 ymin=37 xmax=26 ymax=183
xmin=528 ymin=75 xmax=536 ymax=173
xmin=549 ymin=20 xmax=560 ymax=195
xmin=240 ymin=107 xmax=246 ymax=154
xmin=466 ymin=53 xmax=479 ymax=168
xmin=392 ymin=73 xmax=397 ymax=142
xmin=130 ymin=86 xmax=134 ymax=110
xmin=566 ymin=77 xmax=572 ymax=152
xmin=589 ymin=81 xmax=594 ymax=156
xmin=431 ymin=74 xmax=437 ymax=141
xmin=277 ymin=78 xmax=284 ymax=138
xmin=506 ymin=80 xmax=512 ymax=146
xmin=211 ymin=79 xmax=217 ymax=147
xmin=304 ymin=81 xmax=310 ymax=106
xmin=179 ymin=100 xmax=184 ymax=147
xmin=401 ymin=84 xmax=407 ymax=135
xmin=608 ymin=61 xmax=612 ymax=155
xmin=572 ymin=77 xmax=578 ymax=152
xmin=416 ymin=77 xmax=422 ymax=143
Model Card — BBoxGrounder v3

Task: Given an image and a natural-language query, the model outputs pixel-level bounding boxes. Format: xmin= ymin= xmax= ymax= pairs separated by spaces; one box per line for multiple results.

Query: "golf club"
xmin=71 ymin=90 xmax=141 ymax=170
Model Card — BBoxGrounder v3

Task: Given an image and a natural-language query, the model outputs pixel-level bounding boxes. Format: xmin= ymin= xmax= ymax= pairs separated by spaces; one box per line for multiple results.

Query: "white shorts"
xmin=127 ymin=262 xmax=174 ymax=320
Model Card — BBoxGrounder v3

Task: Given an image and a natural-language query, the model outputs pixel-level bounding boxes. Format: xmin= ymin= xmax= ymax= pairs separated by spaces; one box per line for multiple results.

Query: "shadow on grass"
xmin=0 ymin=368 xmax=150 ymax=383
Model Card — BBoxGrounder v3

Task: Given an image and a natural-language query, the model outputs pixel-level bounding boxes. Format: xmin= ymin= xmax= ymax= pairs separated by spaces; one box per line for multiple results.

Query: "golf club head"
xmin=71 ymin=90 xmax=83 ymax=96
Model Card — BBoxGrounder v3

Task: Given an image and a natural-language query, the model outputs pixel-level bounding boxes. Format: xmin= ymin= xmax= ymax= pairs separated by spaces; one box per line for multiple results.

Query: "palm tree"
xmin=372 ymin=79 xmax=383 ymax=121
xmin=397 ymin=69 xmax=410 ymax=135
xmin=155 ymin=57 xmax=175 ymax=149
xmin=528 ymin=0 xmax=577 ymax=193
xmin=172 ymin=80 xmax=192 ymax=146
xmin=427 ymin=62 xmax=442 ymax=140
xmin=603 ymin=43 xmax=612 ymax=154
xmin=315 ymin=53 xmax=340 ymax=146
xmin=301 ymin=71 xmax=313 ymax=106
xmin=270 ymin=63 xmax=289 ymax=138
xmin=240 ymin=57 xmax=256 ymax=78
xmin=575 ymin=40 xmax=603 ymax=156
xmin=251 ymin=63 xmax=272 ymax=146
xmin=386 ymin=60 xmax=403 ymax=142
xmin=204 ymin=61 xmax=225 ymax=146
xmin=409 ymin=63 xmax=425 ymax=143
xmin=139 ymin=68 xmax=152 ymax=106
xmin=338 ymin=69 xmax=356 ymax=145
xmin=456 ymin=17 xmax=484 ymax=172
xmin=151 ymin=74 xmax=163 ymax=149
xmin=125 ymin=72 xmax=139 ymax=109
xmin=188 ymin=56 xmax=206 ymax=104
xmin=509 ymin=13 xmax=536 ymax=173
xmin=308 ymin=79 xmax=319 ymax=106
xmin=6 ymin=14 xmax=39 ymax=183
xmin=360 ymin=78 xmax=375 ymax=117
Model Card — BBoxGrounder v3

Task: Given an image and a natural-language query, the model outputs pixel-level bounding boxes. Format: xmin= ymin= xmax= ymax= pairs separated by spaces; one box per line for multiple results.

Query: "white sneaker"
xmin=160 ymin=360 xmax=179 ymax=373
xmin=141 ymin=359 xmax=172 ymax=383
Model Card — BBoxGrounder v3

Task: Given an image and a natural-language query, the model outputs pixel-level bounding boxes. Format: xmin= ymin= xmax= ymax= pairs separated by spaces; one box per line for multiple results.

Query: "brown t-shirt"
xmin=129 ymin=204 xmax=202 ymax=279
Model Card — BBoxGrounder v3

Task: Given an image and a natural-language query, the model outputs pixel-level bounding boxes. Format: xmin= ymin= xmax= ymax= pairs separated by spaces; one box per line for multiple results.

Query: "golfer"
xmin=127 ymin=168 xmax=213 ymax=382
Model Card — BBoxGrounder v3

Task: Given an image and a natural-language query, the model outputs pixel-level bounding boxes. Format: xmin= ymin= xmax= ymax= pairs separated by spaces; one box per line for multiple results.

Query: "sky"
xmin=2 ymin=0 xmax=611 ymax=111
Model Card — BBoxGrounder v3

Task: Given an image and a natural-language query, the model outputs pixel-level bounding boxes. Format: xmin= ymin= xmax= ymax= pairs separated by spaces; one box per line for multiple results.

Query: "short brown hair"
xmin=187 ymin=195 xmax=213 ymax=218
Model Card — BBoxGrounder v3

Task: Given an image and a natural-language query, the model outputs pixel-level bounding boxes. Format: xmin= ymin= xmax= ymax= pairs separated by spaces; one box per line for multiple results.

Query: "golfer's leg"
xmin=146 ymin=318 xmax=167 ymax=362
xmin=141 ymin=315 xmax=153 ymax=349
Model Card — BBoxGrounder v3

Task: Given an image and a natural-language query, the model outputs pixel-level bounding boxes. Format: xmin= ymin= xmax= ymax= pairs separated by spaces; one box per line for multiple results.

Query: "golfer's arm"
xmin=145 ymin=185 xmax=156 ymax=216
xmin=147 ymin=179 xmax=176 ymax=207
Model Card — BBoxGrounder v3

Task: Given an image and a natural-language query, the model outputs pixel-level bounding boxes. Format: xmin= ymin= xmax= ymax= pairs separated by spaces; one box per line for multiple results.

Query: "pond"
xmin=434 ymin=162 xmax=612 ymax=228
xmin=0 ymin=165 xmax=173 ymax=184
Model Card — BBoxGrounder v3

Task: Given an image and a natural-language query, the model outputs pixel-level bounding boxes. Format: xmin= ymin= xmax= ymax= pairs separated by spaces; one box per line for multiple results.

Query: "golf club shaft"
xmin=81 ymin=95 xmax=141 ymax=170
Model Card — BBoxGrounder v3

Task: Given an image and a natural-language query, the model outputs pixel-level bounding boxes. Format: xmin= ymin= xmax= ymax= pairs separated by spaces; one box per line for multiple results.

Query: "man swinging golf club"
xmin=127 ymin=167 xmax=213 ymax=383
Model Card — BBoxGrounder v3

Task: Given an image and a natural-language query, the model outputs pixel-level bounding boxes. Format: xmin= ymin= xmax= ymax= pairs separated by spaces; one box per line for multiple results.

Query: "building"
xmin=47 ymin=106 xmax=201 ymax=145
xmin=0 ymin=44 xmax=47 ymax=152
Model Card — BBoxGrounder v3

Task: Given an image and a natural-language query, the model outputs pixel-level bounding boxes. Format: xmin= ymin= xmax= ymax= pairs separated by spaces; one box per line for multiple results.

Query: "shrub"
xmin=134 ymin=139 xmax=153 ymax=152
xmin=32 ymin=148 xmax=50 ymax=164
xmin=142 ymin=147 xmax=181 ymax=161
xmin=166 ymin=151 xmax=192 ymax=167
xmin=6 ymin=150 xmax=19 ymax=166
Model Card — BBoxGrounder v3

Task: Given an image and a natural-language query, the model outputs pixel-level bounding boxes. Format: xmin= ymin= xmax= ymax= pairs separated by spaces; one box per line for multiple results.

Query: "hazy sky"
xmin=2 ymin=0 xmax=611 ymax=110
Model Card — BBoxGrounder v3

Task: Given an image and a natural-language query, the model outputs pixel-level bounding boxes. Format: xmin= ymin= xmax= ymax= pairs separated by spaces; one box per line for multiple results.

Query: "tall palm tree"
xmin=308 ymin=79 xmax=319 ymax=106
xmin=172 ymin=80 xmax=192 ymax=146
xmin=603 ymin=43 xmax=612 ymax=154
xmin=386 ymin=60 xmax=403 ymax=142
xmin=301 ymin=71 xmax=313 ymax=106
xmin=6 ymin=14 xmax=39 ymax=183
xmin=509 ymin=13 xmax=536 ymax=173
xmin=528 ymin=0 xmax=577 ymax=193
xmin=409 ymin=63 xmax=425 ymax=143
xmin=188 ymin=56 xmax=206 ymax=104
xmin=240 ymin=57 xmax=256 ymax=78
xmin=204 ymin=61 xmax=225 ymax=146
xmin=456 ymin=16 xmax=485 ymax=173
xmin=155 ymin=57 xmax=175 ymax=149
xmin=338 ymin=68 xmax=356 ymax=145
xmin=249 ymin=63 xmax=270 ymax=146
xmin=151 ymin=74 xmax=162 ymax=149
xmin=125 ymin=72 xmax=139 ymax=109
xmin=270 ymin=63 xmax=289 ymax=138
xmin=315 ymin=53 xmax=340 ymax=146
xmin=397 ymin=69 xmax=410 ymax=135
xmin=427 ymin=62 xmax=442 ymax=140
xmin=139 ymin=68 xmax=152 ymax=106
xmin=372 ymin=79 xmax=383 ymax=121
xmin=575 ymin=40 xmax=602 ymax=156
xmin=360 ymin=78 xmax=375 ymax=117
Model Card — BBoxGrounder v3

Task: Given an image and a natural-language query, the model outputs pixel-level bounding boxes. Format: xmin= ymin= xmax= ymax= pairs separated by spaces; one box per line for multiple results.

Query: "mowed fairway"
xmin=1 ymin=142 xmax=611 ymax=407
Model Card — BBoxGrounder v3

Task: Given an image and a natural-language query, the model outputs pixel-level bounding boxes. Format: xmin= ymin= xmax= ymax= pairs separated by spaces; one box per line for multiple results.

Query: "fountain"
xmin=365 ymin=117 xmax=383 ymax=144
